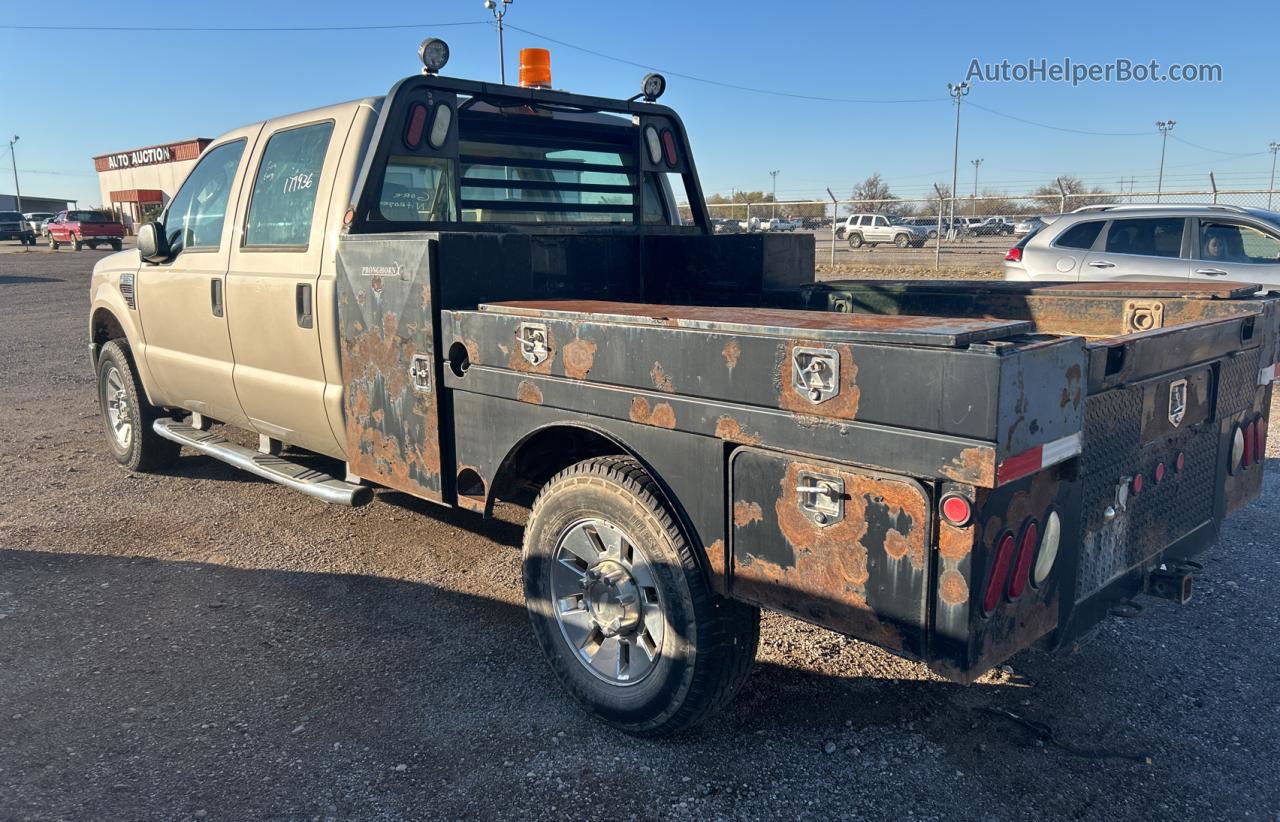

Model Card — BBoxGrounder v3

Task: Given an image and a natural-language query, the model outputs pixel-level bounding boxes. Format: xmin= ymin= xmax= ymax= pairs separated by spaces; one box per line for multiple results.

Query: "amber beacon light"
xmin=519 ymin=48 xmax=552 ymax=88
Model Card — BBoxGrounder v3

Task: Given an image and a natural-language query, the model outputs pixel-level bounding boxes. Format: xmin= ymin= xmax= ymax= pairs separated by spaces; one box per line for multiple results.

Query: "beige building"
xmin=93 ymin=138 xmax=211 ymax=230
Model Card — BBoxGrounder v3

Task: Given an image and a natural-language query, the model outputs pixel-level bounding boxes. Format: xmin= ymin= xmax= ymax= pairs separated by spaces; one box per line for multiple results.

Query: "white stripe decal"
xmin=1040 ymin=432 xmax=1083 ymax=468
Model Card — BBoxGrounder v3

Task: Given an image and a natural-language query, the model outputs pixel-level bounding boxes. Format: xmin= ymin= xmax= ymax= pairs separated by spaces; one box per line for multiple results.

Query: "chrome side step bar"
xmin=153 ymin=418 xmax=373 ymax=507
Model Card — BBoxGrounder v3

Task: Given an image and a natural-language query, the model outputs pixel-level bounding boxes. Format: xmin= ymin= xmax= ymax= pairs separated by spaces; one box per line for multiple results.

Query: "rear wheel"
xmin=847 ymin=233 xmax=863 ymax=248
xmin=110 ymin=239 xmax=122 ymax=251
xmin=88 ymin=242 xmax=99 ymax=250
xmin=523 ymin=456 xmax=759 ymax=737
xmin=96 ymin=339 xmax=180 ymax=472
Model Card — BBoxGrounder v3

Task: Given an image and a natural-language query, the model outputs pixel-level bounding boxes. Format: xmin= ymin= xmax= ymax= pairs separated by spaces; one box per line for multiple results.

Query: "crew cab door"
xmin=137 ymin=129 xmax=260 ymax=428
xmin=226 ymin=117 xmax=343 ymax=457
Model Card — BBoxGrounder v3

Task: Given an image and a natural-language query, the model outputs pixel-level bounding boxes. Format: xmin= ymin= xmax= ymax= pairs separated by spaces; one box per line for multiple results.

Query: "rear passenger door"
xmin=1082 ymin=217 xmax=1190 ymax=281
xmin=226 ymin=117 xmax=342 ymax=457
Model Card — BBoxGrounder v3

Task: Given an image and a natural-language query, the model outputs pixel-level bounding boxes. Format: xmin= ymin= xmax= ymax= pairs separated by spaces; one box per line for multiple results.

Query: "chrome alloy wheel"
xmin=551 ymin=518 xmax=666 ymax=686
xmin=102 ymin=365 xmax=133 ymax=450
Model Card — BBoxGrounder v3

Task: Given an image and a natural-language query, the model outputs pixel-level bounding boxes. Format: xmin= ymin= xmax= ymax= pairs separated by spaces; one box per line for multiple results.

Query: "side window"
xmin=1054 ymin=220 xmax=1104 ymax=250
xmin=876 ymin=216 xmax=889 ymax=227
xmin=244 ymin=121 xmax=335 ymax=248
xmin=164 ymin=140 xmax=246 ymax=254
xmin=1199 ymin=221 xmax=1280 ymax=264
xmin=1104 ymin=217 xmax=1184 ymax=258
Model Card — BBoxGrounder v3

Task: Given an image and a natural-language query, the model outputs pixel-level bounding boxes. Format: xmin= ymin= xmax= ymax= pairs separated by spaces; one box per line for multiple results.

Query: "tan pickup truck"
xmin=88 ymin=40 xmax=1279 ymax=736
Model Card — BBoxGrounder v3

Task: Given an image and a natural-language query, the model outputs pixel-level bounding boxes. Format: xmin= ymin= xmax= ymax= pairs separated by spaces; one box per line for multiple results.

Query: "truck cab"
xmin=87 ymin=41 xmax=1279 ymax=737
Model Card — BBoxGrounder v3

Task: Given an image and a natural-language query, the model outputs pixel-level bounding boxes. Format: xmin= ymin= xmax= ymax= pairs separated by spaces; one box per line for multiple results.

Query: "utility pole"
xmin=7 ymin=135 xmax=22 ymax=213
xmin=483 ymin=0 xmax=513 ymax=84
xmin=1155 ymin=120 xmax=1176 ymax=203
xmin=769 ymin=170 xmax=779 ymax=218
xmin=946 ymin=82 xmax=970 ymax=234
xmin=970 ymin=158 xmax=983 ymax=216
xmin=1268 ymin=142 xmax=1280 ymax=210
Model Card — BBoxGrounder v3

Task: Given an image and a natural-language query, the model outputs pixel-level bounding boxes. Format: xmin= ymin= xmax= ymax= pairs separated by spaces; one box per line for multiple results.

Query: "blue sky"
xmin=2 ymin=0 xmax=1278 ymax=207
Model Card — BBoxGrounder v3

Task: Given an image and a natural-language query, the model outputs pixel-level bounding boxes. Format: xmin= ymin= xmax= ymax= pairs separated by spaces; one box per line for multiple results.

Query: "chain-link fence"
xmin=691 ymin=188 xmax=1280 ymax=256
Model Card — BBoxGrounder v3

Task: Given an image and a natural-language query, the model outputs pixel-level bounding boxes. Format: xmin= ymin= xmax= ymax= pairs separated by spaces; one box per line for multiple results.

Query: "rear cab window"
xmin=358 ymin=86 xmax=706 ymax=234
xmin=243 ymin=121 xmax=335 ymax=248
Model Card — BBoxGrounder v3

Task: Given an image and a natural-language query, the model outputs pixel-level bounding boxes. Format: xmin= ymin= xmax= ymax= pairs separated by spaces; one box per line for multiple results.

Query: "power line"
xmin=1168 ymin=135 xmax=1265 ymax=158
xmin=0 ymin=21 xmax=485 ymax=32
xmin=504 ymin=23 xmax=947 ymax=104
xmin=965 ymin=101 xmax=1153 ymax=137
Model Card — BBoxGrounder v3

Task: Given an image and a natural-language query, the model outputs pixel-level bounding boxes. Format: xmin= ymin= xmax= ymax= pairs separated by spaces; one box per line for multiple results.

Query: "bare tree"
xmin=849 ymin=173 xmax=895 ymax=213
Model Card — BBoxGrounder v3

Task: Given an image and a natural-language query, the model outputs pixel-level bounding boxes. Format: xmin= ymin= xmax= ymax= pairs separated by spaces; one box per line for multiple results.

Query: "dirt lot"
xmin=2 ymin=248 xmax=1279 ymax=821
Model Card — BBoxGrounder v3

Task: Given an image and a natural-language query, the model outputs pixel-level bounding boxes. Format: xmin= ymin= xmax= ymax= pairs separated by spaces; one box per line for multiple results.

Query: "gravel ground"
xmin=2 ymin=249 xmax=1279 ymax=821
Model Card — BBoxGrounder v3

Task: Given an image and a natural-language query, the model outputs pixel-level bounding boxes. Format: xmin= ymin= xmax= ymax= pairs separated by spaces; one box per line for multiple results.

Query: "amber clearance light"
xmin=519 ymin=48 xmax=552 ymax=89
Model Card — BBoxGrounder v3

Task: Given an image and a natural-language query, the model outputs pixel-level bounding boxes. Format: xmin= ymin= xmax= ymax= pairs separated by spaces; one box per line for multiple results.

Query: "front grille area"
xmin=1075 ymin=386 xmax=1218 ymax=601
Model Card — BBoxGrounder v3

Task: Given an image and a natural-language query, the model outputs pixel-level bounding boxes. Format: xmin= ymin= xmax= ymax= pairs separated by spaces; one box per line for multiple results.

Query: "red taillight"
xmin=1243 ymin=421 xmax=1256 ymax=468
xmin=1175 ymin=451 xmax=1186 ymax=473
xmin=1004 ymin=247 xmax=1023 ymax=262
xmin=940 ymin=494 xmax=973 ymax=527
xmin=982 ymin=533 xmax=1017 ymax=615
xmin=1007 ymin=520 xmax=1039 ymax=601
xmin=1154 ymin=462 xmax=1166 ymax=483
xmin=660 ymin=129 xmax=678 ymax=168
xmin=404 ymin=102 xmax=428 ymax=149
xmin=1254 ymin=416 xmax=1267 ymax=462
xmin=1131 ymin=473 xmax=1144 ymax=495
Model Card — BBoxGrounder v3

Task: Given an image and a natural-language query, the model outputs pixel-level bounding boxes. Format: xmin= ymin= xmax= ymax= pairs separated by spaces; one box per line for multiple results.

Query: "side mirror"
xmin=137 ymin=221 xmax=170 ymax=263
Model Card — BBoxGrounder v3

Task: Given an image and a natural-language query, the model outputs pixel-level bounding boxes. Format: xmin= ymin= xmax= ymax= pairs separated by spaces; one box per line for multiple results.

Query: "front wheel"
xmin=523 ymin=456 xmax=759 ymax=737
xmin=894 ymin=234 xmax=910 ymax=248
xmin=72 ymin=234 xmax=83 ymax=251
xmin=847 ymin=233 xmax=864 ymax=248
xmin=48 ymin=235 xmax=59 ymax=250
xmin=96 ymin=340 xmax=180 ymax=472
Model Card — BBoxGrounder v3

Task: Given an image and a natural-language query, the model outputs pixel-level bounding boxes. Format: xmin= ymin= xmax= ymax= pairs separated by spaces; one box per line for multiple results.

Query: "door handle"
xmin=210 ymin=278 xmax=224 ymax=317
xmin=296 ymin=283 xmax=313 ymax=328
xmin=1195 ymin=268 xmax=1229 ymax=276
xmin=1088 ymin=260 xmax=1116 ymax=269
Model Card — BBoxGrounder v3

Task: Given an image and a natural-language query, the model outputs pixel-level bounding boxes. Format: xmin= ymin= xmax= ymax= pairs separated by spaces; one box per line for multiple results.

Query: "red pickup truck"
xmin=48 ymin=210 xmax=125 ymax=251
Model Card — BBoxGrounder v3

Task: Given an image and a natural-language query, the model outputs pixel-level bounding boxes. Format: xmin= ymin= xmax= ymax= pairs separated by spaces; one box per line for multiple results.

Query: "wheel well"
xmin=92 ymin=308 xmax=126 ymax=348
xmin=491 ymin=424 xmax=627 ymax=509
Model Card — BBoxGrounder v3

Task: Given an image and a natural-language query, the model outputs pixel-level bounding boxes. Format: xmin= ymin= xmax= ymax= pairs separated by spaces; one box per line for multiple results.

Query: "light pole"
xmin=970 ymin=158 xmax=983 ymax=216
xmin=1155 ymin=120 xmax=1176 ymax=203
xmin=1268 ymin=142 xmax=1280 ymax=210
xmin=769 ymin=170 xmax=779 ymax=218
xmin=7 ymin=135 xmax=22 ymax=213
xmin=947 ymin=82 xmax=970 ymax=233
xmin=483 ymin=0 xmax=513 ymax=84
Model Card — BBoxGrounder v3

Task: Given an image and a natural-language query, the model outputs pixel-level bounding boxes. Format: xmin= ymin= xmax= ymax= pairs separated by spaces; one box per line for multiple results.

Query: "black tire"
xmin=96 ymin=339 xmax=180 ymax=472
xmin=523 ymin=456 xmax=759 ymax=737
xmin=48 ymin=235 xmax=58 ymax=250
xmin=88 ymin=242 xmax=98 ymax=250
xmin=110 ymin=240 xmax=122 ymax=251
xmin=72 ymin=234 xmax=83 ymax=251
xmin=847 ymin=232 xmax=863 ymax=248
xmin=894 ymin=233 xmax=910 ymax=248
xmin=835 ymin=228 xmax=846 ymax=240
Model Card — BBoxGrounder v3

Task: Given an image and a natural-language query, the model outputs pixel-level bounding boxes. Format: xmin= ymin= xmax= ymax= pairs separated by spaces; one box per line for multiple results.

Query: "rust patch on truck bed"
xmin=939 ymin=570 xmax=970 ymax=606
xmin=628 ymin=397 xmax=676 ymax=429
xmin=516 ymin=380 xmax=544 ymax=405
xmin=722 ymin=340 xmax=741 ymax=371
xmin=650 ymin=362 xmax=675 ymax=393
xmin=733 ymin=501 xmax=764 ymax=527
xmin=940 ymin=446 xmax=997 ymax=487
xmin=714 ymin=416 xmax=762 ymax=445
xmin=777 ymin=340 xmax=861 ymax=420
xmin=561 ymin=338 xmax=597 ymax=380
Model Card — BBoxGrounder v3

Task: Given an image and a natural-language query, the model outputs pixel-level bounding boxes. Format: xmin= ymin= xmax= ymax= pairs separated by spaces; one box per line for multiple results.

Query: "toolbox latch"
xmin=518 ymin=322 xmax=550 ymax=366
xmin=410 ymin=354 xmax=432 ymax=393
xmin=796 ymin=472 xmax=844 ymax=526
xmin=791 ymin=346 xmax=840 ymax=404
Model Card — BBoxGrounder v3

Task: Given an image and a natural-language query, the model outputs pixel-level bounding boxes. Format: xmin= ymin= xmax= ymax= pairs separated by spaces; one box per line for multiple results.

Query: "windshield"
xmin=67 ymin=211 xmax=108 ymax=222
xmin=0 ymin=211 xmax=22 ymax=221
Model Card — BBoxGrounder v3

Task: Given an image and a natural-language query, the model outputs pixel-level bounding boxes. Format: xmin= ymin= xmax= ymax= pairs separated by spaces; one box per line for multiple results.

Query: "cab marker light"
xmin=996 ymin=432 xmax=1082 ymax=485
